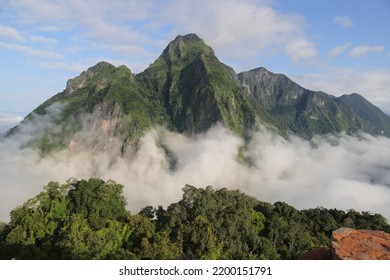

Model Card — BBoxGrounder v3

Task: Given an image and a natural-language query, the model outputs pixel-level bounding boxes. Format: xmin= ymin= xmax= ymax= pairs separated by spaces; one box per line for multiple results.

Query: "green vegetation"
xmin=9 ymin=34 xmax=390 ymax=156
xmin=238 ymin=67 xmax=390 ymax=139
xmin=339 ymin=93 xmax=390 ymax=136
xmin=1 ymin=178 xmax=389 ymax=260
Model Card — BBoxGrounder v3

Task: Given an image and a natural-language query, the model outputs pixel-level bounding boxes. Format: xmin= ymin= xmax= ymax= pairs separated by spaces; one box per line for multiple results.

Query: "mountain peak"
xmin=174 ymin=33 xmax=201 ymax=42
xmin=162 ymin=33 xmax=214 ymax=60
xmin=65 ymin=61 xmax=116 ymax=95
xmin=88 ymin=61 xmax=115 ymax=72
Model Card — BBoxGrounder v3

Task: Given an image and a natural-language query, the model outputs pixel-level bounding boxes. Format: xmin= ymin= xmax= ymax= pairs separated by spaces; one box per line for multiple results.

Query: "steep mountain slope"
xmin=339 ymin=93 xmax=390 ymax=135
xmin=238 ymin=67 xmax=390 ymax=138
xmin=12 ymin=62 xmax=168 ymax=157
xmin=138 ymin=33 xmax=264 ymax=135
xmin=6 ymin=33 xmax=390 ymax=156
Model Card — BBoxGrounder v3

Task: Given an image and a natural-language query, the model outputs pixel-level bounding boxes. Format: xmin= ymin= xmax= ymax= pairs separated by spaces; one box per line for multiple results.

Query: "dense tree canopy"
xmin=0 ymin=178 xmax=389 ymax=260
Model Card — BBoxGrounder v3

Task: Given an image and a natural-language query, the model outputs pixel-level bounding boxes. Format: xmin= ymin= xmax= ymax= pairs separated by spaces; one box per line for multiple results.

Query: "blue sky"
xmin=1 ymin=0 xmax=389 ymax=132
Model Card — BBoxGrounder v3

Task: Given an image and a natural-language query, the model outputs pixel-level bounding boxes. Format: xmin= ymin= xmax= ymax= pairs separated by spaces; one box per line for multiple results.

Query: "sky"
xmin=0 ymin=0 xmax=390 ymax=132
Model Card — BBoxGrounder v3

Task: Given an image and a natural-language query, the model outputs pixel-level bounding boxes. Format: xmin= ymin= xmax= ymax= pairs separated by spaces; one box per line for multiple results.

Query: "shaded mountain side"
xmin=339 ymin=93 xmax=390 ymax=135
xmin=238 ymin=67 xmax=390 ymax=138
xmin=138 ymin=33 xmax=267 ymax=135
xmin=5 ymin=33 xmax=390 ymax=156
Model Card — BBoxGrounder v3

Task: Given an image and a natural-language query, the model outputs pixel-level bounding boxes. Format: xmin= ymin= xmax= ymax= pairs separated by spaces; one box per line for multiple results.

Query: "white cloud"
xmin=30 ymin=35 xmax=57 ymax=45
xmin=328 ymin=43 xmax=351 ymax=57
xmin=159 ymin=0 xmax=318 ymax=65
xmin=284 ymin=37 xmax=318 ymax=61
xmin=0 ymin=24 xmax=24 ymax=42
xmin=11 ymin=0 xmax=151 ymax=23
xmin=1 ymin=119 xmax=390 ymax=223
xmin=29 ymin=58 xmax=139 ymax=73
xmin=293 ymin=68 xmax=390 ymax=113
xmin=334 ymin=16 xmax=353 ymax=28
xmin=4 ymin=0 xmax=318 ymax=71
xmin=0 ymin=113 xmax=23 ymax=133
xmin=9 ymin=0 xmax=152 ymax=49
xmin=0 ymin=42 xmax=63 ymax=59
xmin=27 ymin=60 xmax=86 ymax=72
xmin=349 ymin=45 xmax=384 ymax=57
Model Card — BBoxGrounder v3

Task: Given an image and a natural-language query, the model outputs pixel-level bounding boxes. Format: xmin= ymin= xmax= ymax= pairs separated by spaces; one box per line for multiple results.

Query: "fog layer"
xmin=1 ymin=121 xmax=390 ymax=222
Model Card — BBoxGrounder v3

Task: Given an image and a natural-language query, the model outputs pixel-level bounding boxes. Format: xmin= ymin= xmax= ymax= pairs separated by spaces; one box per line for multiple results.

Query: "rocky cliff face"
xmin=299 ymin=228 xmax=390 ymax=260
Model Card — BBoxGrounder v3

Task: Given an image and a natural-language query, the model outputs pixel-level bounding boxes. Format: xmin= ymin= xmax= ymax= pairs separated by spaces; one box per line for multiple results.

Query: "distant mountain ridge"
xmin=7 ymin=33 xmax=390 ymax=155
xmin=238 ymin=67 xmax=390 ymax=137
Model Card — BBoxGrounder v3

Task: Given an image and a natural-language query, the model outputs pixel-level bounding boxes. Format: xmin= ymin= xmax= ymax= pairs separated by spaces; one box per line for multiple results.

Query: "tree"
xmin=67 ymin=178 xmax=127 ymax=229
xmin=1 ymin=179 xmax=389 ymax=260
xmin=1 ymin=178 xmax=130 ymax=259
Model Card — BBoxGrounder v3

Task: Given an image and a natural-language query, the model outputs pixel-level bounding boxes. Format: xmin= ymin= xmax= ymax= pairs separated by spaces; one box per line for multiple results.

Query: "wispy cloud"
xmin=0 ymin=42 xmax=63 ymax=59
xmin=328 ymin=43 xmax=351 ymax=57
xmin=6 ymin=0 xmax=318 ymax=70
xmin=9 ymin=0 xmax=152 ymax=47
xmin=334 ymin=16 xmax=353 ymax=28
xmin=158 ymin=0 xmax=318 ymax=65
xmin=349 ymin=45 xmax=384 ymax=57
xmin=27 ymin=60 xmax=86 ymax=72
xmin=29 ymin=35 xmax=57 ymax=45
xmin=0 ymin=24 xmax=24 ymax=42
xmin=284 ymin=37 xmax=317 ymax=61
xmin=0 ymin=112 xmax=23 ymax=123
xmin=0 ymin=113 xmax=23 ymax=133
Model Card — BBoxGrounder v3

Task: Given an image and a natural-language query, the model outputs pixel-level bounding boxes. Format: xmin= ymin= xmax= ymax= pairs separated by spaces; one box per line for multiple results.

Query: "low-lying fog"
xmin=1 ymin=115 xmax=390 ymax=222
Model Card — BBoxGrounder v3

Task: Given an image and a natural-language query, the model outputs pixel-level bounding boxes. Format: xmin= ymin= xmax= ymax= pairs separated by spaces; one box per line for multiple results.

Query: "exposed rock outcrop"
xmin=331 ymin=228 xmax=390 ymax=260
xmin=299 ymin=228 xmax=390 ymax=260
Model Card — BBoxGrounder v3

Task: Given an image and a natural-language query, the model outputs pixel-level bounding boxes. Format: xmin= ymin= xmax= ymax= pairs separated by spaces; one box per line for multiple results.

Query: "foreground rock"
xmin=300 ymin=228 xmax=390 ymax=260
xmin=331 ymin=228 xmax=390 ymax=260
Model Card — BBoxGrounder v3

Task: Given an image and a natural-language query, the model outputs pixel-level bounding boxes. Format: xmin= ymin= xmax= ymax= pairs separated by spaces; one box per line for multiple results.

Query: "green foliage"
xmin=0 ymin=178 xmax=129 ymax=259
xmin=238 ymin=68 xmax=390 ymax=139
xmin=67 ymin=178 xmax=126 ymax=230
xmin=155 ymin=185 xmax=279 ymax=259
xmin=15 ymin=34 xmax=390 ymax=157
xmin=0 ymin=179 xmax=389 ymax=260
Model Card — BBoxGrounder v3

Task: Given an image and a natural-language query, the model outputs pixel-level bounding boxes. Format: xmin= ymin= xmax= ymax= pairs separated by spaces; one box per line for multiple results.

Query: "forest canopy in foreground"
xmin=0 ymin=178 xmax=389 ymax=260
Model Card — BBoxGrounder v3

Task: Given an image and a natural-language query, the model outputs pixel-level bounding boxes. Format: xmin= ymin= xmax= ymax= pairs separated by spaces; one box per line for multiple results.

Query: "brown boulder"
xmin=331 ymin=228 xmax=390 ymax=260
xmin=299 ymin=228 xmax=390 ymax=260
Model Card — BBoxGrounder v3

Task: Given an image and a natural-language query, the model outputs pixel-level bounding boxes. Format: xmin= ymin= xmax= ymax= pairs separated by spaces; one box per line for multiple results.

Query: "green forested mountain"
xmin=339 ymin=93 xmax=390 ymax=135
xmin=0 ymin=178 xmax=389 ymax=260
xmin=6 ymin=33 xmax=390 ymax=155
xmin=238 ymin=67 xmax=390 ymax=138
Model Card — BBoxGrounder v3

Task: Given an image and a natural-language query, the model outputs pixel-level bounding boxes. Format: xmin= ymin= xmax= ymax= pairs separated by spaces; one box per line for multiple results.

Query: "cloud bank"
xmin=1 ymin=117 xmax=390 ymax=223
xmin=0 ymin=113 xmax=23 ymax=133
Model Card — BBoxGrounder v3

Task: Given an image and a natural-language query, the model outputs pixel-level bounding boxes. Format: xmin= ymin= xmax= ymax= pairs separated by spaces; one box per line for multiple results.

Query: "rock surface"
xmin=331 ymin=228 xmax=390 ymax=260
xmin=300 ymin=228 xmax=390 ymax=260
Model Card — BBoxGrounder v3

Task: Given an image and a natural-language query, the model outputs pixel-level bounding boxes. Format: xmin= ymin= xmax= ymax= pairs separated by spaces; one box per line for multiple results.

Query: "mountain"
xmin=6 ymin=33 xmax=390 ymax=156
xmin=138 ymin=33 xmax=264 ymax=135
xmin=238 ymin=67 xmax=390 ymax=138
xmin=339 ymin=93 xmax=390 ymax=135
xmin=11 ymin=61 xmax=166 ymax=157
